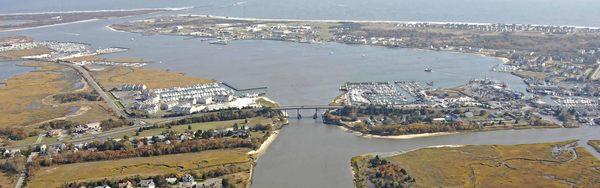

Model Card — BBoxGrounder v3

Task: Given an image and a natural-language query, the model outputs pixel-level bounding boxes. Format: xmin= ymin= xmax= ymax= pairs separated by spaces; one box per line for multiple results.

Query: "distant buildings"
xmin=196 ymin=178 xmax=222 ymax=188
xmin=121 ymin=84 xmax=147 ymax=91
xmin=137 ymin=179 xmax=155 ymax=188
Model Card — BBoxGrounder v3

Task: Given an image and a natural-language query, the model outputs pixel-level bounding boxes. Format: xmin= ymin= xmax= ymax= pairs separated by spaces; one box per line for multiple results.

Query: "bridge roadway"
xmin=273 ymin=105 xmax=344 ymax=119
xmin=4 ymin=62 xmax=343 ymax=149
xmin=272 ymin=105 xmax=344 ymax=110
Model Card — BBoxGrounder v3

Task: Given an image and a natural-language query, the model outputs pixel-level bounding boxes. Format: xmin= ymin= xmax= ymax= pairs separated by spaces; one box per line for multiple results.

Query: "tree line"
xmin=167 ymin=108 xmax=281 ymax=126
xmin=63 ymin=169 xmax=239 ymax=188
xmin=39 ymin=118 xmax=132 ymax=133
xmin=0 ymin=127 xmax=30 ymax=140
xmin=32 ymin=137 xmax=262 ymax=167
xmin=52 ymin=91 xmax=101 ymax=103
xmin=366 ymin=156 xmax=416 ymax=188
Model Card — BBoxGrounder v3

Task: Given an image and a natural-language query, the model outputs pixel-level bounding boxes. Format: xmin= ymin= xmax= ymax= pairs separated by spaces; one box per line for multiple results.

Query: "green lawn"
xmin=136 ymin=117 xmax=273 ymax=137
xmin=95 ymin=117 xmax=275 ymax=140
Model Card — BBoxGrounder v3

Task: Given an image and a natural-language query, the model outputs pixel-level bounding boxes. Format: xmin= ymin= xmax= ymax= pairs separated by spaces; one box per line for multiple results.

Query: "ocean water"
xmin=1 ymin=0 xmax=599 ymax=26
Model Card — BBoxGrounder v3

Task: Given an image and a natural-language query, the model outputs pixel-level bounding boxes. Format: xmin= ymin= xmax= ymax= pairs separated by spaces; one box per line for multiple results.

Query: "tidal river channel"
xmin=1 ymin=1 xmax=599 ymax=187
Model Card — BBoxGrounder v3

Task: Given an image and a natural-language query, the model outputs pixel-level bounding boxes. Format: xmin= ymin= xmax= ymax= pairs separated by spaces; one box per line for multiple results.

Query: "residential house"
xmin=214 ymin=94 xmax=233 ymax=103
xmin=165 ymin=178 xmax=177 ymax=185
xmin=117 ymin=181 xmax=133 ymax=188
xmin=86 ymin=122 xmax=101 ymax=130
xmin=179 ymin=174 xmax=196 ymax=188
xmin=137 ymin=179 xmax=155 ymax=188
xmin=47 ymin=129 xmax=63 ymax=137
xmin=196 ymin=178 xmax=223 ymax=188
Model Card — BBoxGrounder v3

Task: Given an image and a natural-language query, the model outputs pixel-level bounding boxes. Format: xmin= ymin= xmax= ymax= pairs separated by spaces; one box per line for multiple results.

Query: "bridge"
xmin=273 ymin=105 xmax=344 ymax=119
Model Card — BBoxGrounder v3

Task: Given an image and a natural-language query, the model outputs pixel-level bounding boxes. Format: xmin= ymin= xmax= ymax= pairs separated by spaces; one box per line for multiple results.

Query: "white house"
xmin=214 ymin=94 xmax=234 ymax=103
xmin=198 ymin=96 xmax=213 ymax=105
xmin=160 ymin=101 xmax=179 ymax=110
xmin=137 ymin=179 xmax=155 ymax=188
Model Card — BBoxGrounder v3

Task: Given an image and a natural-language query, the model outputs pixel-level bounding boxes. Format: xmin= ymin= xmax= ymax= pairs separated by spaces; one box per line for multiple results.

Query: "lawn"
xmin=355 ymin=141 xmax=600 ymax=187
xmin=28 ymin=148 xmax=251 ymax=188
xmin=98 ymin=117 xmax=275 ymax=140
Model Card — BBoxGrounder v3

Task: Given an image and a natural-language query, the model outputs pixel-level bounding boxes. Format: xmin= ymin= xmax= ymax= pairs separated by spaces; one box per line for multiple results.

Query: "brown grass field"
xmin=91 ymin=66 xmax=214 ymax=89
xmin=0 ymin=61 xmax=114 ymax=147
xmin=64 ymin=55 xmax=147 ymax=64
xmin=354 ymin=141 xmax=600 ymax=188
xmin=28 ymin=149 xmax=251 ymax=188
xmin=588 ymin=140 xmax=600 ymax=153
xmin=0 ymin=47 xmax=50 ymax=59
xmin=0 ymin=62 xmax=73 ymax=129
xmin=386 ymin=141 xmax=599 ymax=187
xmin=0 ymin=171 xmax=16 ymax=188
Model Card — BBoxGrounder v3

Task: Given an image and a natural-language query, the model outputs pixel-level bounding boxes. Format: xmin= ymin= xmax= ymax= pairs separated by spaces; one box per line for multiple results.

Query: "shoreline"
xmin=335 ymin=123 xmax=562 ymax=140
xmin=0 ymin=6 xmax=193 ymax=32
xmin=248 ymin=130 xmax=280 ymax=158
xmin=0 ymin=19 xmax=100 ymax=32
xmin=247 ymin=129 xmax=280 ymax=187
xmin=361 ymin=144 xmax=466 ymax=158
xmin=336 ymin=125 xmax=458 ymax=139
xmin=186 ymin=14 xmax=600 ymax=29
xmin=0 ymin=7 xmax=193 ymax=16
xmin=105 ymin=25 xmax=126 ymax=33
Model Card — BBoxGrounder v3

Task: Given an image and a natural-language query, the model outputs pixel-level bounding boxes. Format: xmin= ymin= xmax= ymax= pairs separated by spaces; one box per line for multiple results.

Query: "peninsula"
xmin=351 ymin=140 xmax=600 ymax=187
xmin=0 ymin=8 xmax=188 ymax=32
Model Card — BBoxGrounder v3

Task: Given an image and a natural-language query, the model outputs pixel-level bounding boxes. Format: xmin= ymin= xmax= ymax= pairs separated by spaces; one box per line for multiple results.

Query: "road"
xmin=60 ymin=62 xmax=128 ymax=118
xmin=1 ymin=62 xmax=279 ymax=150
xmin=13 ymin=134 xmax=43 ymax=188
xmin=2 ymin=125 xmax=143 ymax=150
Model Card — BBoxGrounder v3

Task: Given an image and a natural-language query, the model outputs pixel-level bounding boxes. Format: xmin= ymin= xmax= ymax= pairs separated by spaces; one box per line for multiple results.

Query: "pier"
xmin=221 ymin=82 xmax=268 ymax=95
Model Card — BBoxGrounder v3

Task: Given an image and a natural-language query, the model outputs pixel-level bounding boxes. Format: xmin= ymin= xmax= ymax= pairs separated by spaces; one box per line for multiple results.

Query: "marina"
xmin=1 ymin=0 xmax=599 ymax=187
xmin=338 ymin=81 xmax=426 ymax=106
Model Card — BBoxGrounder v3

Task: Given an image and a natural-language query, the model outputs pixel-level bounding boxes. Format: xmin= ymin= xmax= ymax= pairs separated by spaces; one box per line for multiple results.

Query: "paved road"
xmin=13 ymin=134 xmax=43 ymax=188
xmin=2 ymin=125 xmax=143 ymax=150
xmin=60 ymin=62 xmax=128 ymax=118
xmin=1 ymin=62 xmax=276 ymax=150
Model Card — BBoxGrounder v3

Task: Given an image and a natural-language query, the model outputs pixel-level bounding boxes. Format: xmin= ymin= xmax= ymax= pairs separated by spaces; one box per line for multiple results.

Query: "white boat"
xmin=209 ymin=39 xmax=229 ymax=45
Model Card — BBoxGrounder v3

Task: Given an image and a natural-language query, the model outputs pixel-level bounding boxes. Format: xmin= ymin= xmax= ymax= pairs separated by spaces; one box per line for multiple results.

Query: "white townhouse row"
xmin=143 ymin=83 xmax=235 ymax=104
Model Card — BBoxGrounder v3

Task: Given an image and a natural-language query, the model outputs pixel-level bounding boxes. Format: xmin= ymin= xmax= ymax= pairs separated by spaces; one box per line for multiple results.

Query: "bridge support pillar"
xmin=297 ymin=109 xmax=302 ymax=119
xmin=313 ymin=108 xmax=318 ymax=119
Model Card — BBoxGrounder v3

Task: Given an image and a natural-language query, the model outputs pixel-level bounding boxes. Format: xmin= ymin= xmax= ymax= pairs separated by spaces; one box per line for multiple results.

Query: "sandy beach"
xmin=187 ymin=14 xmax=600 ymax=29
xmin=0 ymin=19 xmax=99 ymax=32
xmin=336 ymin=125 xmax=458 ymax=139
xmin=0 ymin=7 xmax=192 ymax=16
xmin=248 ymin=130 xmax=280 ymax=158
